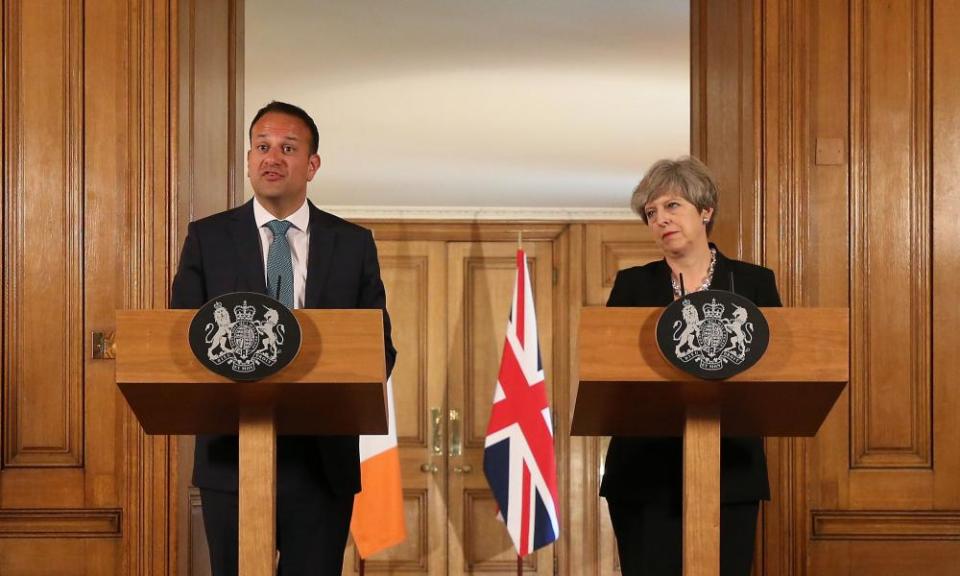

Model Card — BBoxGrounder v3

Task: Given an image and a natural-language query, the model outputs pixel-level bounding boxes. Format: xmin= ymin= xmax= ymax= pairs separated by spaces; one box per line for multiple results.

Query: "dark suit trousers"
xmin=200 ymin=485 xmax=354 ymax=576
xmin=607 ymin=497 xmax=758 ymax=576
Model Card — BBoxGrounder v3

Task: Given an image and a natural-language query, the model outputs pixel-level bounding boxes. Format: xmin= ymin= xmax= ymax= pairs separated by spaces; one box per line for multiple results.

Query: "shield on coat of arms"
xmin=655 ymin=289 xmax=770 ymax=380
xmin=188 ymin=291 xmax=302 ymax=381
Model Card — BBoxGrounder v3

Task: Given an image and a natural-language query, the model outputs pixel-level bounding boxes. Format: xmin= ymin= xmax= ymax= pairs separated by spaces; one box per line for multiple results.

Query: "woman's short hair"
xmin=630 ymin=156 xmax=719 ymax=234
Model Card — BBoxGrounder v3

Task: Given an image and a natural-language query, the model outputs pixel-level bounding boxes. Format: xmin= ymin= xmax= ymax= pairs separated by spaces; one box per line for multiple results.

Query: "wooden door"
xmin=0 ymin=3 xmax=120 ymax=572
xmin=345 ymin=239 xmax=558 ymax=575
xmin=341 ymin=240 xmax=449 ymax=575
xmin=446 ymin=241 xmax=555 ymax=576
xmin=0 ymin=1 xmax=174 ymax=575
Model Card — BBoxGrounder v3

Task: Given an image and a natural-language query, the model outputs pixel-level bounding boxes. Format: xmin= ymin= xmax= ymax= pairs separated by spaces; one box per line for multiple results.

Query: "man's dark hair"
xmin=248 ymin=101 xmax=320 ymax=155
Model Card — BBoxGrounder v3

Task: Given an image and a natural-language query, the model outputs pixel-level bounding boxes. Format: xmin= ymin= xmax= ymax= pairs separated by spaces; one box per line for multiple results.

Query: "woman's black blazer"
xmin=599 ymin=246 xmax=782 ymax=503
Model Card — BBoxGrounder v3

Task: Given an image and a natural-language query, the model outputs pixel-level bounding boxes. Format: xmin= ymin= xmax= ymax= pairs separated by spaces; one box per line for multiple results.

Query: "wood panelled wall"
xmin=174 ymin=1 xmax=243 ymax=572
xmin=715 ymin=0 xmax=960 ymax=574
xmin=0 ymin=0 xmax=175 ymax=574
xmin=524 ymin=1 xmax=960 ymax=574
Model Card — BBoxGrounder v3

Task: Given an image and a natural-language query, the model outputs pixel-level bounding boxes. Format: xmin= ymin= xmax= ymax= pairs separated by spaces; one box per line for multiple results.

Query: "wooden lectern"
xmin=116 ymin=309 xmax=388 ymax=576
xmin=571 ymin=307 xmax=848 ymax=576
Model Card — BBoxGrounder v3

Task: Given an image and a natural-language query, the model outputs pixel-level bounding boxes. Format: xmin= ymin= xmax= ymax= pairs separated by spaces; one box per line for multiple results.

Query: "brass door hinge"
xmin=92 ymin=331 xmax=116 ymax=359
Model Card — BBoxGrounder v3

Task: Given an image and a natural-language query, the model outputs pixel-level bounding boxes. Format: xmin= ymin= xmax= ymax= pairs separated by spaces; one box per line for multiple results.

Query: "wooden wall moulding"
xmin=353 ymin=489 xmax=430 ymax=572
xmin=462 ymin=488 xmax=538 ymax=572
xmin=932 ymin=0 xmax=960 ymax=529
xmin=600 ymin=241 xmax=660 ymax=286
xmin=186 ymin=489 xmax=207 ymax=575
xmin=849 ymin=0 xmax=932 ymax=469
xmin=583 ymin=223 xmax=658 ymax=306
xmin=2 ymin=0 xmax=85 ymax=469
xmin=0 ymin=508 xmax=122 ymax=538
xmin=812 ymin=511 xmax=960 ymax=541
xmin=771 ymin=0 xmax=810 ymax=308
xmin=177 ymin=0 xmax=245 ymax=241
xmin=123 ymin=0 xmax=178 ymax=574
xmin=691 ymin=0 xmax=762 ymax=265
xmin=361 ymin=220 xmax=568 ymax=243
xmin=379 ymin=253 xmax=431 ymax=447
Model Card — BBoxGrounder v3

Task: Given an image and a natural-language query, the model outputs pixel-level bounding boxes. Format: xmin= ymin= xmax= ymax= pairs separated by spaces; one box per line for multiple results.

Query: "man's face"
xmin=247 ymin=112 xmax=321 ymax=204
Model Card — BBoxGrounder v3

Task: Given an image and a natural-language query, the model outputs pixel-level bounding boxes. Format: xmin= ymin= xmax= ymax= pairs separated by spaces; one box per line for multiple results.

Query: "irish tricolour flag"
xmin=350 ymin=376 xmax=406 ymax=558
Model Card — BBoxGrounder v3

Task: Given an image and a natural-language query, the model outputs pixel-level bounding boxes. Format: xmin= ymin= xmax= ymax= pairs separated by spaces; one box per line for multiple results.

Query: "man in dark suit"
xmin=171 ymin=101 xmax=396 ymax=575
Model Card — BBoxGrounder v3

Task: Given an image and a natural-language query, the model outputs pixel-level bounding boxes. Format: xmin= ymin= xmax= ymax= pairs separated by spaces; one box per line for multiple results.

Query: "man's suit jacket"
xmin=170 ymin=200 xmax=397 ymax=496
xmin=599 ymin=246 xmax=781 ymax=504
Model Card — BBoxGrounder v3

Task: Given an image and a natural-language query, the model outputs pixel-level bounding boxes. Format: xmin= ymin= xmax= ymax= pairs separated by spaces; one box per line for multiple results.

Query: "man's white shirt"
xmin=253 ymin=197 xmax=309 ymax=309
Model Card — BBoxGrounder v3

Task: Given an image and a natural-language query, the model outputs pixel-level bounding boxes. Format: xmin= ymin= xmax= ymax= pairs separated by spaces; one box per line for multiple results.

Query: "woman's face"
xmin=642 ymin=191 xmax=714 ymax=256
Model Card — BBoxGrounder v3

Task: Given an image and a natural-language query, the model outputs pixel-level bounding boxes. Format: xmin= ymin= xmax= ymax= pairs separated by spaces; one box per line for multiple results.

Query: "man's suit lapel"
xmin=229 ymin=200 xmax=268 ymax=294
xmin=305 ymin=202 xmax=336 ymax=308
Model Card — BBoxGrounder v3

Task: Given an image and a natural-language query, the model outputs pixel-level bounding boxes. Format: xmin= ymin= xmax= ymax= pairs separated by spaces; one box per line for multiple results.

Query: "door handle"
xmin=449 ymin=409 xmax=462 ymax=456
xmin=452 ymin=464 xmax=473 ymax=474
xmin=431 ymin=407 xmax=442 ymax=455
xmin=420 ymin=463 xmax=439 ymax=474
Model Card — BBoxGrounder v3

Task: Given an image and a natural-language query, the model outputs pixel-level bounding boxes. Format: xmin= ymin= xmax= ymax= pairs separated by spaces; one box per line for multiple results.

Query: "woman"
xmin=602 ymin=156 xmax=782 ymax=575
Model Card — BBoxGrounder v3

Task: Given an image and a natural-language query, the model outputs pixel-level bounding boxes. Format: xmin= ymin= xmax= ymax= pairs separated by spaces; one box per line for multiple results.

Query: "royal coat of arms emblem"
xmin=656 ymin=289 xmax=770 ymax=380
xmin=189 ymin=292 xmax=301 ymax=381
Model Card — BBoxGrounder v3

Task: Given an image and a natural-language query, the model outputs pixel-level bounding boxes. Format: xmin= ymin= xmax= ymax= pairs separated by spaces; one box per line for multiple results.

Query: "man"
xmin=171 ymin=101 xmax=396 ymax=575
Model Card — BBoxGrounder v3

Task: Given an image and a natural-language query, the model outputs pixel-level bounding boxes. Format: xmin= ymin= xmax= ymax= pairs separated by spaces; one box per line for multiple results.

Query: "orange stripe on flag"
xmin=351 ymin=446 xmax=406 ymax=558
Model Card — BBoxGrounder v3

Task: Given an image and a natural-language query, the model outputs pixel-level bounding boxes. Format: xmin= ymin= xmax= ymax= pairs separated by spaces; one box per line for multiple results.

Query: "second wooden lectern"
xmin=572 ymin=307 xmax=848 ymax=576
xmin=116 ymin=309 xmax=388 ymax=576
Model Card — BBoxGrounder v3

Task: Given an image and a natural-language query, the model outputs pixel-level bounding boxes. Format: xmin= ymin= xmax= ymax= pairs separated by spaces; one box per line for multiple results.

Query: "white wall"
xmin=245 ymin=0 xmax=689 ymax=218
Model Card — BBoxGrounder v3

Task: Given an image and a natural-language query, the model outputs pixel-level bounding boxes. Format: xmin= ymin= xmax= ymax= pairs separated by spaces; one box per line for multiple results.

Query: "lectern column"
xmin=239 ymin=404 xmax=277 ymax=576
xmin=683 ymin=403 xmax=721 ymax=576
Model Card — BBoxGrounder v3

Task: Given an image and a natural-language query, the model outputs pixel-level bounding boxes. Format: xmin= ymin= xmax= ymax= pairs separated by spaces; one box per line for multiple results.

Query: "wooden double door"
xmin=340 ymin=239 xmax=557 ymax=576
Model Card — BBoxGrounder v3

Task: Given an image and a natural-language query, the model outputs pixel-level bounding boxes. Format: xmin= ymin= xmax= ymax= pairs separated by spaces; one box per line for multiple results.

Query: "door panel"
xmin=342 ymin=240 xmax=448 ymax=575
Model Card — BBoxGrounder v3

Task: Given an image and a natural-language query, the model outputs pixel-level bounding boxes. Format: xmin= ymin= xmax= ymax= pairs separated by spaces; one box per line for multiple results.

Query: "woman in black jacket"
xmin=602 ymin=156 xmax=782 ymax=575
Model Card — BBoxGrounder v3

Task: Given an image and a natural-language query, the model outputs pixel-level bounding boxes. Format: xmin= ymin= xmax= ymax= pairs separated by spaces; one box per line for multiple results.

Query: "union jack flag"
xmin=483 ymin=249 xmax=560 ymax=557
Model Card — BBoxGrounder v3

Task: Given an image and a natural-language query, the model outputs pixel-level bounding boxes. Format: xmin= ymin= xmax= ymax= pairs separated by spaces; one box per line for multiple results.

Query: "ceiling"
xmin=245 ymin=0 xmax=689 ymax=218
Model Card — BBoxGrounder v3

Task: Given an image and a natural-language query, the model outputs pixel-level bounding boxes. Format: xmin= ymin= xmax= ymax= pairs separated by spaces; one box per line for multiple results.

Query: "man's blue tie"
xmin=265 ymin=219 xmax=294 ymax=308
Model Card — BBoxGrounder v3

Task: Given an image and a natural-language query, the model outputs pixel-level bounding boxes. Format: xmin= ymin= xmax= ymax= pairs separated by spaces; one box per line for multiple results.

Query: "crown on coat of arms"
xmin=702 ymin=298 xmax=725 ymax=319
xmin=234 ymin=301 xmax=256 ymax=321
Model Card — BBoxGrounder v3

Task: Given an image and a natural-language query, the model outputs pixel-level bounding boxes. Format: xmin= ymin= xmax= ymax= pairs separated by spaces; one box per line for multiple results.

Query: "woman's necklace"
xmin=671 ymin=247 xmax=717 ymax=298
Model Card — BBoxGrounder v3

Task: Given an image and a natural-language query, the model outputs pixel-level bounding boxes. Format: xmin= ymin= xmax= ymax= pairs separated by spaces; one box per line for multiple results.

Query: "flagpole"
xmin=517 ymin=229 xmax=522 ymax=250
xmin=517 ymin=554 xmax=523 ymax=575
xmin=359 ymin=557 xmax=365 ymax=576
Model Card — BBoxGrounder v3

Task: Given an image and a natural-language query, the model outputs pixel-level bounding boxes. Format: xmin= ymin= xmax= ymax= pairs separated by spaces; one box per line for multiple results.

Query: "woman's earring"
xmin=702 ymin=218 xmax=710 ymax=225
